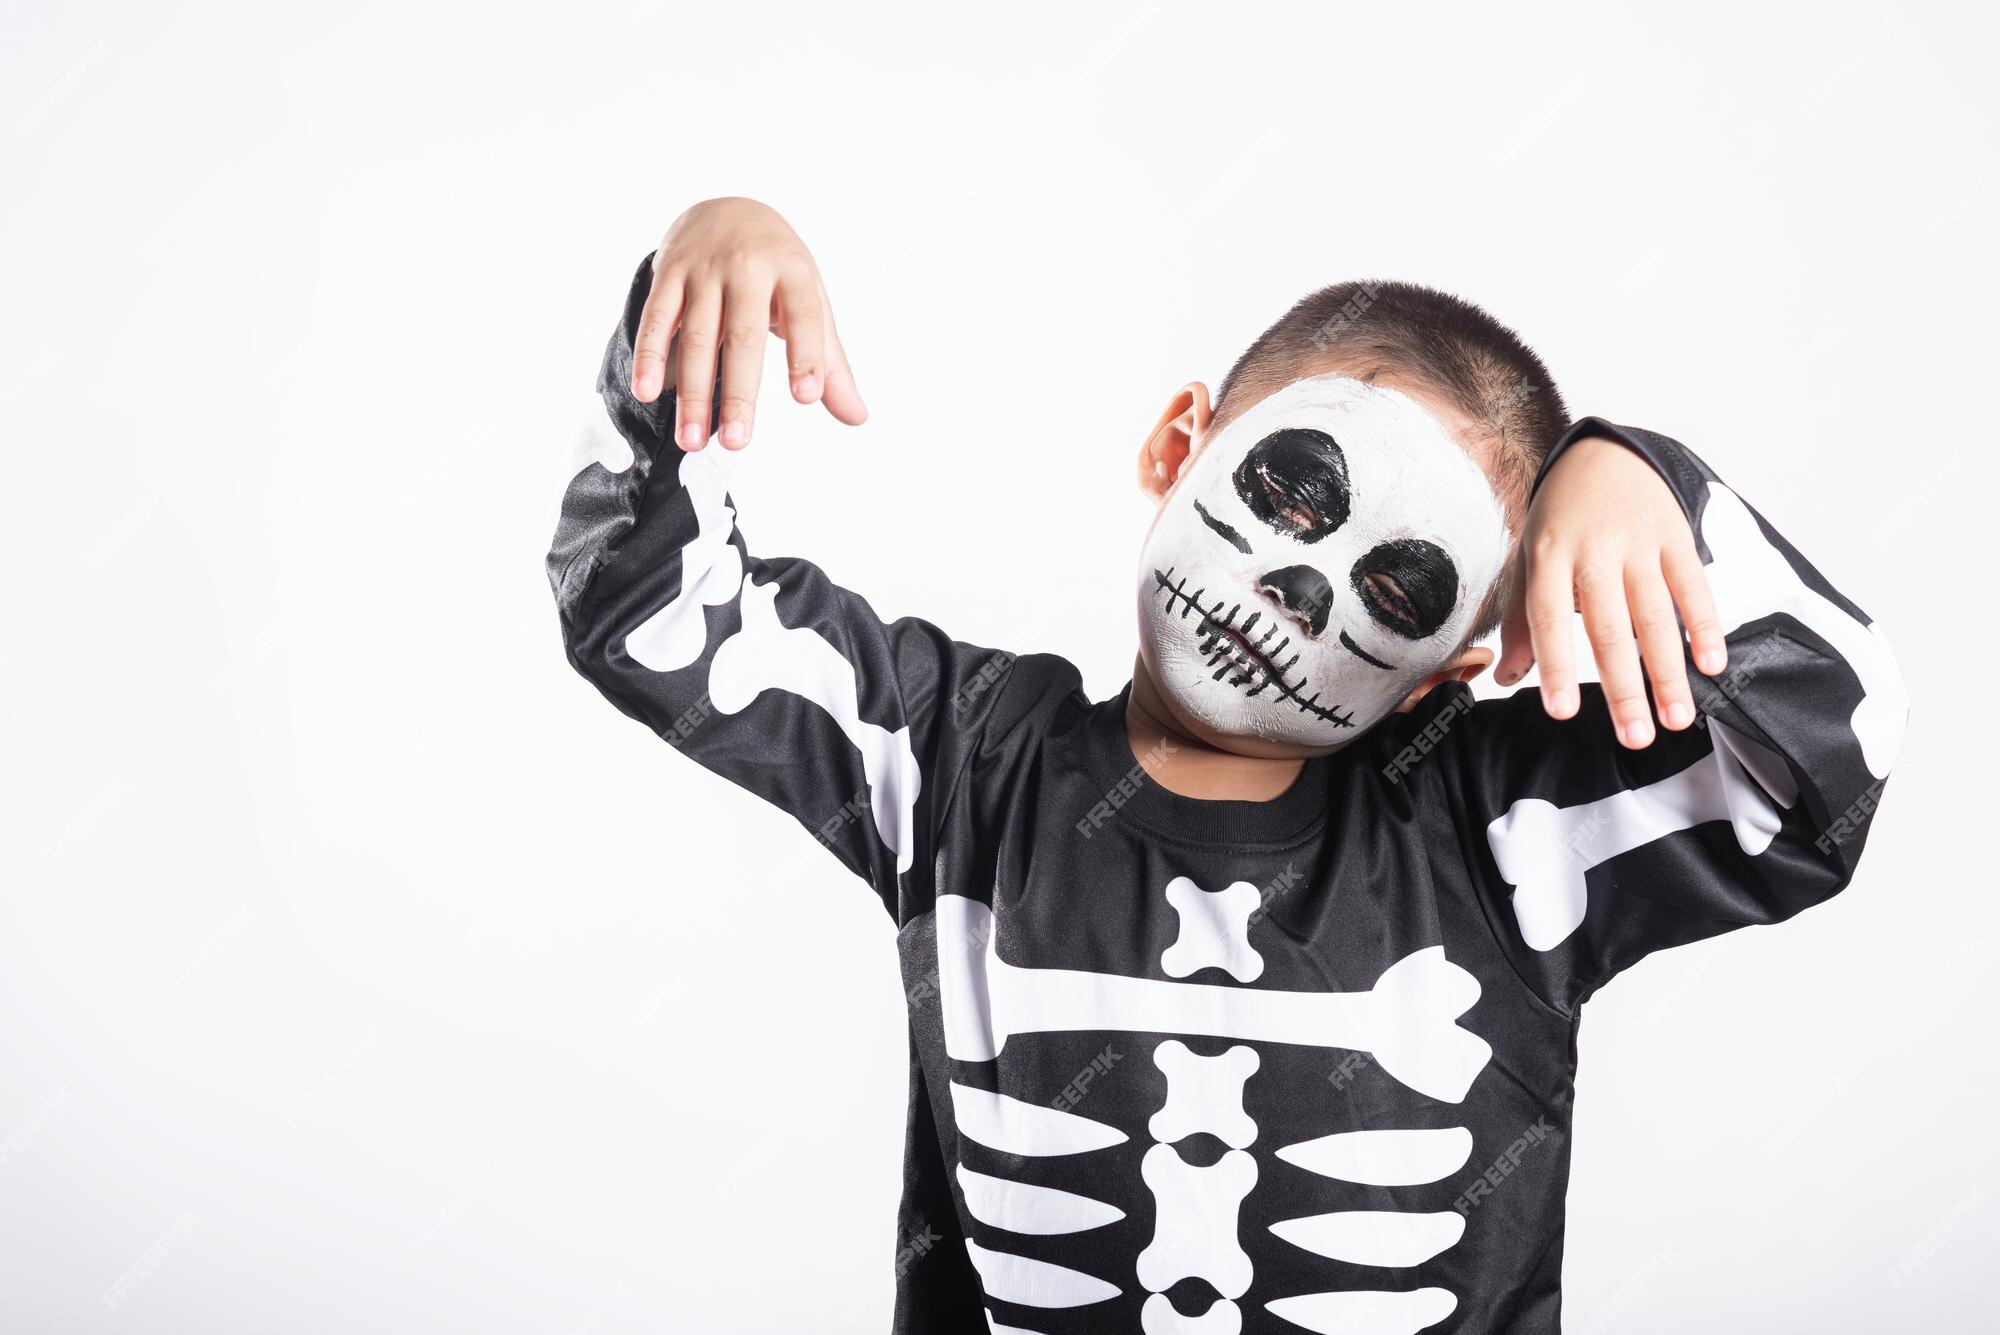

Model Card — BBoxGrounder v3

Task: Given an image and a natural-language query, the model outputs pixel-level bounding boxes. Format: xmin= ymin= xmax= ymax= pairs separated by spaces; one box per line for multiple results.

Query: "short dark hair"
xmin=1213 ymin=280 xmax=1570 ymax=643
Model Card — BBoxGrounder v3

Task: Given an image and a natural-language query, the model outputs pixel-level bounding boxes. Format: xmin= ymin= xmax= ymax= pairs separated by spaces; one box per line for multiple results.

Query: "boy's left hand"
xmin=1495 ymin=436 xmax=1729 ymax=749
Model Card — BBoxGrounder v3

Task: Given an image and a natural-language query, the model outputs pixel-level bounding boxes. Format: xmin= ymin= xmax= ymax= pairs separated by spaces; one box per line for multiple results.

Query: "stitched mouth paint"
xmin=1152 ymin=567 xmax=1352 ymax=726
xmin=1137 ymin=374 xmax=1509 ymax=748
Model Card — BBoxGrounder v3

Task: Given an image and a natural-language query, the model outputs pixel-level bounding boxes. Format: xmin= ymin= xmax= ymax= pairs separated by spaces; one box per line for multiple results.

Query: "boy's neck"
xmin=1125 ymin=663 xmax=1310 ymax=802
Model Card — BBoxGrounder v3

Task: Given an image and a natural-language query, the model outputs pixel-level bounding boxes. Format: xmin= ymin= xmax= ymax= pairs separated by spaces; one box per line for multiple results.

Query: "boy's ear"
xmin=1395 ymin=646 xmax=1495 ymax=714
xmin=1137 ymin=383 xmax=1214 ymax=503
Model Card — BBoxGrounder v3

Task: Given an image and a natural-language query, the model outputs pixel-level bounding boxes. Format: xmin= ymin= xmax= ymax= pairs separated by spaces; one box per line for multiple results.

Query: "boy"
xmin=547 ymin=198 xmax=1903 ymax=1334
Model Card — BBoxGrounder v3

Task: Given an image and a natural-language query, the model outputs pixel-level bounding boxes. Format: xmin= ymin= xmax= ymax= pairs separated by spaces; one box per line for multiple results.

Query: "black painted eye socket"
xmin=1233 ymin=428 xmax=1351 ymax=543
xmin=1352 ymin=539 xmax=1459 ymax=640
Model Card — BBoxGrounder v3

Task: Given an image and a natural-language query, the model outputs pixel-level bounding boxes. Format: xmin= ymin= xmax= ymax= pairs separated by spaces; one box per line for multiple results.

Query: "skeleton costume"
xmin=547 ymin=259 xmax=1904 ymax=1335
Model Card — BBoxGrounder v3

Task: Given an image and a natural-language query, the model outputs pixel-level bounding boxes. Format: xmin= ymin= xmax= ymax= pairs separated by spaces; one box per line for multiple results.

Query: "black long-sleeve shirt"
xmin=546 ymin=258 xmax=1904 ymax=1334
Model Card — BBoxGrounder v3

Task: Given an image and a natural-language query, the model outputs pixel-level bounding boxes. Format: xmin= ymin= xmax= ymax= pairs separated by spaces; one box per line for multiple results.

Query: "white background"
xmin=3 ymin=2 xmax=1995 ymax=1331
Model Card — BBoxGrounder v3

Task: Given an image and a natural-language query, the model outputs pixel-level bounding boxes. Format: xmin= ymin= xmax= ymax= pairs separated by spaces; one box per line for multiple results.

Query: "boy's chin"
xmin=1152 ymin=675 xmax=1363 ymax=760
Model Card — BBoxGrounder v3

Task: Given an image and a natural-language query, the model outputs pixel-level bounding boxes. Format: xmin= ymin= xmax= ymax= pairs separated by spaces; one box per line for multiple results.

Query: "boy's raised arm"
xmin=546 ymin=205 xmax=1025 ymax=920
xmin=1443 ymin=421 xmax=1906 ymax=1011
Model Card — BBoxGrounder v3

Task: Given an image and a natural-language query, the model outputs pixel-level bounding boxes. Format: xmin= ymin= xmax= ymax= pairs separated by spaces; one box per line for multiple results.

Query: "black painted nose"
xmin=1260 ymin=564 xmax=1334 ymax=637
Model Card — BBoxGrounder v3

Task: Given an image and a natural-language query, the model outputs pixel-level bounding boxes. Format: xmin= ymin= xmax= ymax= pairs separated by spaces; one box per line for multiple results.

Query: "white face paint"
xmin=1137 ymin=374 xmax=1509 ymax=749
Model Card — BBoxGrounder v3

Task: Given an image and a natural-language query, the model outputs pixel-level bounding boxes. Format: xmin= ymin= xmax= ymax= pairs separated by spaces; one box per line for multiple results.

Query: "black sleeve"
xmin=1441 ymin=418 xmax=1906 ymax=1012
xmin=546 ymin=255 xmax=1036 ymax=923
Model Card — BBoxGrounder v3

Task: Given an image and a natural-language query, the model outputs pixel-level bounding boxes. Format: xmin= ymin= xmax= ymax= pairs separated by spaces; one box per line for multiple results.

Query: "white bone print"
xmin=1488 ymin=720 xmax=1796 ymax=951
xmin=1142 ymin=1292 xmax=1244 ymax=1334
xmin=1701 ymin=482 xmax=1906 ymax=778
xmin=1136 ymin=1145 xmax=1258 ymax=1299
xmin=1269 ymin=1210 xmax=1466 ymax=1267
xmin=1161 ymin=877 xmax=1265 ymax=982
xmin=624 ymin=447 xmax=743 ymax=673
xmin=964 ymin=1241 xmax=1119 ymax=1309
xmin=1150 ymin=1041 xmax=1259 ymax=1149
xmin=1274 ymin=1127 xmax=1474 ymax=1186
xmin=955 ymin=1165 xmax=1124 ymax=1236
xmin=942 ymin=881 xmax=1490 ymax=1327
xmin=706 ymin=575 xmax=923 ymax=872
xmin=984 ymin=1311 xmax=1041 ymax=1335
xmin=1265 ymin=1288 xmax=1458 ymax=1335
xmin=950 ymin=1082 xmax=1127 ymax=1158
xmin=621 ymin=445 xmax=922 ymax=872
xmin=935 ymin=896 xmax=1490 ymax=1103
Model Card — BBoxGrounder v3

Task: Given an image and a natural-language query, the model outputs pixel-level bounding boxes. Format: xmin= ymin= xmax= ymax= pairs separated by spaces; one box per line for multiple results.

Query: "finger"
xmin=1578 ymin=559 xmax=1652 ymax=748
xmin=808 ymin=285 xmax=866 ymax=425
xmin=1629 ymin=560 xmax=1694 ymax=731
xmin=1494 ymin=552 xmax=1535 ymax=686
xmin=674 ymin=281 xmax=722 ymax=450
xmin=716 ymin=283 xmax=770 ymax=450
xmin=1664 ymin=540 xmax=1728 ymax=677
xmin=774 ymin=264 xmax=827 ymax=404
xmin=819 ymin=319 xmax=869 ymax=426
xmin=820 ymin=338 xmax=868 ymax=425
xmin=1524 ymin=540 xmax=1579 ymax=719
xmin=631 ymin=270 xmax=686 ymax=403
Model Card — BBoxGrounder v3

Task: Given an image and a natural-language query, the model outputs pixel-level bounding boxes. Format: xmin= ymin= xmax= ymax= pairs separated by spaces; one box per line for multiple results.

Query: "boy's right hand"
xmin=630 ymin=197 xmax=868 ymax=450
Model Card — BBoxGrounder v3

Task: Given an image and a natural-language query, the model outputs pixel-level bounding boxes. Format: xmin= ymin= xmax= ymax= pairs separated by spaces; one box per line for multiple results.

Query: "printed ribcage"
xmin=943 ymin=880 xmax=1489 ymax=1333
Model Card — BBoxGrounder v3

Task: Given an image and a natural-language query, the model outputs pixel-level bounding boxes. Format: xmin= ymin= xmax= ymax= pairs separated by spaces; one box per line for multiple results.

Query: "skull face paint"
xmin=1137 ymin=374 xmax=1510 ymax=748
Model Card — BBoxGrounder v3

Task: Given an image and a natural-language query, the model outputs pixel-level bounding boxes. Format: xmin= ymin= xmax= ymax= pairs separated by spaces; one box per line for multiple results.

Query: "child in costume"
xmin=547 ymin=198 xmax=1903 ymax=1335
